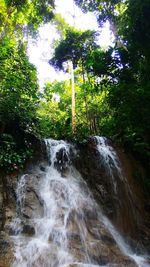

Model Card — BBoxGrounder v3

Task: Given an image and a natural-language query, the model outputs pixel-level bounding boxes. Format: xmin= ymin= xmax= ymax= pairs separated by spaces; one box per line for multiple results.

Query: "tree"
xmin=0 ymin=0 xmax=55 ymax=171
xmin=49 ymin=27 xmax=98 ymax=134
xmin=0 ymin=38 xmax=38 ymax=131
xmin=50 ymin=28 xmax=97 ymax=70
xmin=38 ymin=81 xmax=72 ymax=139
xmin=0 ymin=38 xmax=40 ymax=171
xmin=60 ymin=0 xmax=150 ymax=164
xmin=0 ymin=0 xmax=54 ymax=39
xmin=74 ymin=0 xmax=127 ymax=43
xmin=68 ymin=60 xmax=76 ymax=134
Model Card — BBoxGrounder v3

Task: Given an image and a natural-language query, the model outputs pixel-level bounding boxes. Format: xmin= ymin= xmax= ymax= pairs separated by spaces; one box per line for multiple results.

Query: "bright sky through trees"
xmin=28 ymin=0 xmax=114 ymax=87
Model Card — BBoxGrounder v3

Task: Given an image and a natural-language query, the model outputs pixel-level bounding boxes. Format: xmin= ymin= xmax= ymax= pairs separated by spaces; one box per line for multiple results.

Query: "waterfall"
xmin=10 ymin=138 xmax=149 ymax=267
xmin=9 ymin=174 xmax=27 ymax=236
xmin=94 ymin=136 xmax=123 ymax=195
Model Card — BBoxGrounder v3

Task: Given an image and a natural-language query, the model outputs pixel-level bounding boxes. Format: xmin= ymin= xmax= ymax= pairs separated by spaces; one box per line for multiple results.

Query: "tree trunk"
xmin=69 ymin=61 xmax=76 ymax=134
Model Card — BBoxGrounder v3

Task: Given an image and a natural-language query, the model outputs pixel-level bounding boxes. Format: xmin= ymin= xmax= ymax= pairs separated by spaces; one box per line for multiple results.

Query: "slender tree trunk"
xmin=81 ymin=60 xmax=89 ymax=130
xmin=69 ymin=61 xmax=76 ymax=134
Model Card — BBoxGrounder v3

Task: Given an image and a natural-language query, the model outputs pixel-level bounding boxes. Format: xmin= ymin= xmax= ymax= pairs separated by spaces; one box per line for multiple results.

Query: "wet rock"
xmin=84 ymin=208 xmax=98 ymax=220
xmin=67 ymin=261 xmax=137 ymax=267
xmin=23 ymin=191 xmax=43 ymax=218
xmin=8 ymin=227 xmax=20 ymax=236
xmin=54 ymin=147 xmax=70 ymax=176
xmin=1 ymin=174 xmax=18 ymax=234
xmin=67 ymin=232 xmax=81 ymax=242
xmin=49 ymin=180 xmax=71 ymax=208
xmin=101 ymin=234 xmax=116 ymax=244
xmin=0 ymin=184 xmax=4 ymax=230
xmin=73 ymin=137 xmax=150 ymax=252
xmin=22 ymin=224 xmax=35 ymax=236
xmin=66 ymin=211 xmax=81 ymax=233
xmin=0 ymin=231 xmax=14 ymax=267
xmin=0 ymin=172 xmax=18 ymax=267
xmin=22 ymin=174 xmax=44 ymax=219
xmin=4 ymin=207 xmax=15 ymax=226
xmin=67 ymin=238 xmax=86 ymax=262
xmin=40 ymin=165 xmax=46 ymax=172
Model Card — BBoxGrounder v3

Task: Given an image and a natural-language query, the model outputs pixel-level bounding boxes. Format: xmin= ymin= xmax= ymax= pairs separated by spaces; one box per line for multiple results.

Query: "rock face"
xmin=73 ymin=137 xmax=150 ymax=253
xmin=0 ymin=173 xmax=17 ymax=267
xmin=61 ymin=208 xmax=137 ymax=267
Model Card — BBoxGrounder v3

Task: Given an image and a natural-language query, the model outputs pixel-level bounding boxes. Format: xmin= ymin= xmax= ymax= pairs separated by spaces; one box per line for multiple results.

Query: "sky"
xmin=28 ymin=0 xmax=114 ymax=87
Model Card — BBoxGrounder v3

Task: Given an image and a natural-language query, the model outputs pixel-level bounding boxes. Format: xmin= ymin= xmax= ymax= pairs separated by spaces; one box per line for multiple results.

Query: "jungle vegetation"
xmin=0 ymin=0 xmax=150 ymax=172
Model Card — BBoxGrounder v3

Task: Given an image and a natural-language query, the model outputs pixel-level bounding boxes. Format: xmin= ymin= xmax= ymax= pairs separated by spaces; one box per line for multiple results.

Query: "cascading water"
xmin=94 ymin=136 xmax=123 ymax=195
xmin=10 ymin=138 xmax=149 ymax=267
xmin=10 ymin=174 xmax=27 ymax=236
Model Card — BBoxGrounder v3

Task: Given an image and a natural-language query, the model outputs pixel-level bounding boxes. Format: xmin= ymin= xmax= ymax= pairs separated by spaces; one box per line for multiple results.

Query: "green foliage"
xmin=74 ymin=0 xmax=125 ymax=27
xmin=0 ymin=37 xmax=41 ymax=171
xmin=53 ymin=13 xmax=70 ymax=38
xmin=50 ymin=28 xmax=98 ymax=69
xmin=38 ymin=75 xmax=113 ymax=141
xmin=0 ymin=0 xmax=55 ymax=172
xmin=0 ymin=38 xmax=39 ymax=133
xmin=0 ymin=0 xmax=54 ymax=39
xmin=0 ymin=134 xmax=33 ymax=172
xmin=37 ymin=81 xmax=72 ymax=139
